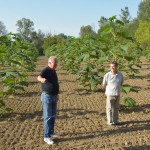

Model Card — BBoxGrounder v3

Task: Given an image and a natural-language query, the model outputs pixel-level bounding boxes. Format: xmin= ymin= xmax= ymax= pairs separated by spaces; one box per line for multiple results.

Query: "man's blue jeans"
xmin=41 ymin=92 xmax=58 ymax=138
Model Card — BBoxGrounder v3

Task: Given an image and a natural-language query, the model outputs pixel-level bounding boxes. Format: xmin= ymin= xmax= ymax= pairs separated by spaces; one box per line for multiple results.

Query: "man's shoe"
xmin=114 ymin=122 xmax=122 ymax=126
xmin=44 ymin=138 xmax=54 ymax=145
xmin=107 ymin=122 xmax=114 ymax=126
xmin=51 ymin=132 xmax=60 ymax=138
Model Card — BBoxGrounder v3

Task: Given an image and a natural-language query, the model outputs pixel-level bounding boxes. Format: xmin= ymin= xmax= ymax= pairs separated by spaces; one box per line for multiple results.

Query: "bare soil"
xmin=0 ymin=56 xmax=150 ymax=150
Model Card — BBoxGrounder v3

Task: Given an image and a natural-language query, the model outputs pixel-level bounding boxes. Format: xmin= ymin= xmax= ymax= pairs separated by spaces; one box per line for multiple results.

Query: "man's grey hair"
xmin=48 ymin=56 xmax=58 ymax=63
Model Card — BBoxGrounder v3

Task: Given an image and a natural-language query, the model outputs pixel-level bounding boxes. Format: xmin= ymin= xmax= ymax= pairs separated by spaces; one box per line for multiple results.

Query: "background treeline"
xmin=0 ymin=0 xmax=149 ymax=56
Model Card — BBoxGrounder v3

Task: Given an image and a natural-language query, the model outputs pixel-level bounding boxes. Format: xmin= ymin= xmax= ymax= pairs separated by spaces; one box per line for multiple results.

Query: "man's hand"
xmin=41 ymin=78 xmax=46 ymax=83
xmin=37 ymin=75 xmax=46 ymax=83
xmin=102 ymin=84 xmax=107 ymax=89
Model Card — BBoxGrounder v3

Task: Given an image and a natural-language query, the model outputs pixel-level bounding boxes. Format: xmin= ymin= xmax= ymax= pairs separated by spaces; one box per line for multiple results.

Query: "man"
xmin=102 ymin=61 xmax=124 ymax=126
xmin=37 ymin=56 xmax=59 ymax=145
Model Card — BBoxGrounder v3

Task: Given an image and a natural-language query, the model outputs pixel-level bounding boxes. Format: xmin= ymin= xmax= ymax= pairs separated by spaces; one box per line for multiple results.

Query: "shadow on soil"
xmin=57 ymin=108 xmax=100 ymax=120
xmin=55 ymin=119 xmax=150 ymax=144
xmin=28 ymin=81 xmax=38 ymax=85
xmin=0 ymin=111 xmax=43 ymax=122
xmin=123 ymin=145 xmax=150 ymax=150
xmin=15 ymin=91 xmax=40 ymax=97
xmin=0 ymin=108 xmax=101 ymax=122
xmin=120 ymin=104 xmax=150 ymax=114
xmin=74 ymin=88 xmax=104 ymax=95
xmin=129 ymin=73 xmax=150 ymax=80
xmin=59 ymin=79 xmax=76 ymax=83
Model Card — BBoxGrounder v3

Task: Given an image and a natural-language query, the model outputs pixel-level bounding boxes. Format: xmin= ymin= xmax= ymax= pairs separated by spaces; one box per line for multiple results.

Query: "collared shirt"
xmin=102 ymin=71 xmax=124 ymax=96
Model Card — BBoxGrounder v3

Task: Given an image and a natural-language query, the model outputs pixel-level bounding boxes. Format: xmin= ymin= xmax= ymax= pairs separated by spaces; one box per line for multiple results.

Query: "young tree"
xmin=97 ymin=16 xmax=109 ymax=34
xmin=0 ymin=21 xmax=7 ymax=36
xmin=16 ymin=18 xmax=34 ymax=42
xmin=119 ymin=7 xmax=131 ymax=24
xmin=98 ymin=16 xmax=108 ymax=28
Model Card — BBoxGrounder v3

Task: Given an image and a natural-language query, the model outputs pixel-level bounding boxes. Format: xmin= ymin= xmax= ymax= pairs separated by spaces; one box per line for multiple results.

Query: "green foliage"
xmin=0 ymin=33 xmax=38 ymax=114
xmin=127 ymin=18 xmax=139 ymax=37
xmin=98 ymin=16 xmax=108 ymax=28
xmin=42 ymin=35 xmax=67 ymax=52
xmin=135 ymin=20 xmax=150 ymax=44
xmin=138 ymin=0 xmax=150 ymax=21
xmin=79 ymin=25 xmax=96 ymax=38
xmin=121 ymin=84 xmax=138 ymax=108
xmin=119 ymin=7 xmax=131 ymax=24
xmin=123 ymin=97 xmax=136 ymax=108
xmin=31 ymin=30 xmax=45 ymax=55
xmin=0 ymin=21 xmax=7 ymax=36
xmin=44 ymin=16 xmax=143 ymax=93
xmin=121 ymin=84 xmax=138 ymax=94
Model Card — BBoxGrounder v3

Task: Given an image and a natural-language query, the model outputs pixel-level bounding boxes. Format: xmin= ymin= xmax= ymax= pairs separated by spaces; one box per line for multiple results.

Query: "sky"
xmin=0 ymin=0 xmax=142 ymax=37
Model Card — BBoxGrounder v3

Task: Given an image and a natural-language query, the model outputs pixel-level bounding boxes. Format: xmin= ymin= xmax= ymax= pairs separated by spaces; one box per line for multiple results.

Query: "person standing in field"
xmin=102 ymin=61 xmax=124 ymax=126
xmin=37 ymin=56 xmax=59 ymax=145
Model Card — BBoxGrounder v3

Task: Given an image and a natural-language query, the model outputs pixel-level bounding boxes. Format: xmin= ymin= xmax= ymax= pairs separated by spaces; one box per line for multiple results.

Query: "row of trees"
xmin=0 ymin=33 xmax=39 ymax=114
xmin=0 ymin=0 xmax=149 ymax=111
xmin=42 ymin=0 xmax=150 ymax=108
xmin=44 ymin=16 xmax=145 ymax=108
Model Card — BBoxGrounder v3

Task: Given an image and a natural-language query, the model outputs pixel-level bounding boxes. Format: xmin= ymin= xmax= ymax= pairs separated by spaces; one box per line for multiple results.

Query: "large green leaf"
xmin=103 ymin=27 xmax=112 ymax=33
xmin=10 ymin=59 xmax=22 ymax=66
xmin=5 ymin=107 xmax=13 ymax=112
xmin=0 ymin=100 xmax=5 ymax=107
xmin=3 ymin=86 xmax=14 ymax=93
xmin=118 ymin=65 xmax=126 ymax=71
xmin=82 ymin=54 xmax=90 ymax=61
xmin=97 ymin=57 xmax=108 ymax=64
xmin=5 ymin=71 xmax=19 ymax=78
xmin=124 ymin=56 xmax=133 ymax=61
xmin=19 ymin=81 xmax=28 ymax=86
xmin=13 ymin=85 xmax=25 ymax=91
xmin=2 ymin=78 xmax=15 ymax=84
xmin=123 ymin=97 xmax=136 ymax=108
xmin=121 ymin=84 xmax=132 ymax=94
xmin=115 ymin=20 xmax=124 ymax=25
xmin=0 ymin=93 xmax=4 ymax=97
xmin=109 ymin=16 xmax=116 ymax=21
xmin=120 ymin=45 xmax=129 ymax=52
xmin=121 ymin=84 xmax=138 ymax=94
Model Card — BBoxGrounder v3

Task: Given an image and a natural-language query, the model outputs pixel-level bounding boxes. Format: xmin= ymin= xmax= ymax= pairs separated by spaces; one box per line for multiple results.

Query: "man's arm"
xmin=37 ymin=75 xmax=46 ymax=83
xmin=102 ymin=83 xmax=107 ymax=89
xmin=102 ymin=74 xmax=107 ymax=89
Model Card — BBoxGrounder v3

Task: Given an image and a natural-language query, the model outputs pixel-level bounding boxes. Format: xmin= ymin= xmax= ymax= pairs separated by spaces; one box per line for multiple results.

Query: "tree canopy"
xmin=119 ymin=7 xmax=131 ymax=24
xmin=16 ymin=18 xmax=34 ymax=42
xmin=138 ymin=0 xmax=150 ymax=21
xmin=79 ymin=25 xmax=96 ymax=38
xmin=135 ymin=20 xmax=150 ymax=44
xmin=0 ymin=21 xmax=7 ymax=36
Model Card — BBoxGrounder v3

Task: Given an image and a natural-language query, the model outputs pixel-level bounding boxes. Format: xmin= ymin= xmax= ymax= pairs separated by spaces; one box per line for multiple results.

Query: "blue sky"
xmin=1 ymin=0 xmax=141 ymax=37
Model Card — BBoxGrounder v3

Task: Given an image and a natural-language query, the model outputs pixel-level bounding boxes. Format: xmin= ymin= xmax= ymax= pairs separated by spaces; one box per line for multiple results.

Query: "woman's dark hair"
xmin=111 ymin=61 xmax=118 ymax=67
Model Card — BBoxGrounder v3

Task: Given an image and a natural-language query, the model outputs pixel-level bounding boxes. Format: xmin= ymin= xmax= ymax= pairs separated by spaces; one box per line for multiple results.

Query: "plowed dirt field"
xmin=0 ymin=56 xmax=150 ymax=150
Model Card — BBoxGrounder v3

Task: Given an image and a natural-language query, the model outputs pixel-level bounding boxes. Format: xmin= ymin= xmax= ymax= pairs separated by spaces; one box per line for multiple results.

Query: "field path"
xmin=0 ymin=56 xmax=150 ymax=150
